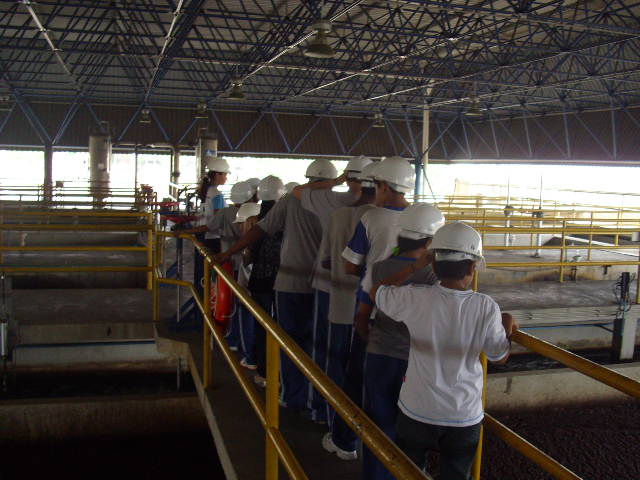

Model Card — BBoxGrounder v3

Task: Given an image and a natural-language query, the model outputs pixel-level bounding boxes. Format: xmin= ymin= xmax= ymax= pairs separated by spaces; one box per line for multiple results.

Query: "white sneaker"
xmin=321 ymin=432 xmax=357 ymax=461
xmin=253 ymin=375 xmax=266 ymax=388
xmin=240 ymin=357 xmax=257 ymax=370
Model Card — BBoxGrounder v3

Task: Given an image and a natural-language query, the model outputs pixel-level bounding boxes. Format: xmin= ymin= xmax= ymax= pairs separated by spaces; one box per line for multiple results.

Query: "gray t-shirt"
xmin=258 ymin=193 xmax=322 ymax=293
xmin=326 ymin=204 xmax=375 ymax=324
xmin=301 ymin=189 xmax=357 ymax=292
xmin=207 ymin=205 xmax=240 ymax=252
xmin=367 ymin=256 xmax=438 ymax=360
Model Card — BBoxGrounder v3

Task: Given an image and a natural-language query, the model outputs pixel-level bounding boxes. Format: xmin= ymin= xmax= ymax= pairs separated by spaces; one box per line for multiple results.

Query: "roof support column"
xmin=171 ymin=146 xmax=181 ymax=200
xmin=43 ymin=143 xmax=53 ymax=204
xmin=415 ymin=104 xmax=429 ymax=201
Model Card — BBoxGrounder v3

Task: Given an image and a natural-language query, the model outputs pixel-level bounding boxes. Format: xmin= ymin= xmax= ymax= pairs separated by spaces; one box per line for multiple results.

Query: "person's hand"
xmin=414 ymin=249 xmax=434 ymax=270
xmin=213 ymin=251 xmax=231 ymax=265
xmin=335 ymin=172 xmax=348 ymax=185
xmin=501 ymin=312 xmax=518 ymax=338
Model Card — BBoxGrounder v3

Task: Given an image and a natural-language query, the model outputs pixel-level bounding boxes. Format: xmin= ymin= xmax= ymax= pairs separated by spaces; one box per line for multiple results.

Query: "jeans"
xmin=275 ymin=291 xmax=314 ymax=411
xmin=362 ymin=353 xmax=408 ymax=480
xmin=251 ymin=290 xmax=275 ymax=378
xmin=330 ymin=331 xmax=367 ymax=452
xmin=325 ymin=322 xmax=353 ymax=427
xmin=395 ymin=411 xmax=481 ymax=480
xmin=308 ymin=289 xmax=330 ymax=423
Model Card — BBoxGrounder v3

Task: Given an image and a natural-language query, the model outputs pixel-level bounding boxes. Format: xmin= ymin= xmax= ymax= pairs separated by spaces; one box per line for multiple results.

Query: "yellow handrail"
xmin=156 ymin=232 xmax=431 ymax=480
xmin=511 ymin=331 xmax=640 ymax=399
xmin=484 ymin=414 xmax=583 ymax=480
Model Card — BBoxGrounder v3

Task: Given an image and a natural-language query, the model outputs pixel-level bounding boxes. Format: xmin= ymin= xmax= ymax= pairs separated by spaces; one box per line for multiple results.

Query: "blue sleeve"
xmin=356 ymin=287 xmax=373 ymax=305
xmin=212 ymin=194 xmax=226 ymax=210
xmin=347 ymin=221 xmax=369 ymax=256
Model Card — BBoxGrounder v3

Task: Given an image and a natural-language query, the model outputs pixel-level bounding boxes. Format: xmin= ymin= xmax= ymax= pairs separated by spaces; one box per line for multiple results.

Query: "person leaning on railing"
xmin=369 ymin=222 xmax=518 ymax=480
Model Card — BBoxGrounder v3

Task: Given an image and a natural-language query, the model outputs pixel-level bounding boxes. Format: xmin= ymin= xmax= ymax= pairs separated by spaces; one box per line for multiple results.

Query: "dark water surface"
xmin=3 ymin=431 xmax=226 ymax=479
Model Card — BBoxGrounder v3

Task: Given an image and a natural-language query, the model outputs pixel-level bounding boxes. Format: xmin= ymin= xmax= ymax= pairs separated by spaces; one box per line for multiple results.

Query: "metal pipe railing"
xmin=484 ymin=414 xmax=583 ymax=479
xmin=511 ymin=330 xmax=640 ymax=399
xmin=1 ymin=212 xmax=155 ymax=289
xmin=155 ymin=232 xmax=431 ymax=480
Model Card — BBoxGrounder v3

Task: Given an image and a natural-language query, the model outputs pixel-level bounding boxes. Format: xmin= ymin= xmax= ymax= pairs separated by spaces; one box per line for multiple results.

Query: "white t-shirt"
xmin=197 ymin=185 xmax=226 ymax=239
xmin=342 ymin=206 xmax=404 ymax=303
xmin=301 ymin=189 xmax=357 ymax=292
xmin=376 ymin=284 xmax=510 ymax=427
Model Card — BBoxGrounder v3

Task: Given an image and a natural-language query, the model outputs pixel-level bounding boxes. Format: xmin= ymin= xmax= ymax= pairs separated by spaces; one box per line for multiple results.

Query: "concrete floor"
xmin=160 ymin=327 xmax=362 ymax=480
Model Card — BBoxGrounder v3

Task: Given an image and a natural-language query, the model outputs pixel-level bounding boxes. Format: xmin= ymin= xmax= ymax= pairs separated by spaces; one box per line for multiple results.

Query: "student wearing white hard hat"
xmin=215 ymin=164 xmax=331 ymax=413
xmin=320 ymin=161 xmax=378 ymax=430
xmin=291 ymin=157 xmax=373 ymax=424
xmin=202 ymin=180 xmax=258 ymax=352
xmin=370 ymin=222 xmax=517 ymax=480
xmin=241 ymin=175 xmax=286 ymax=387
xmin=179 ymin=156 xmax=230 ymax=310
xmin=356 ymin=204 xmax=444 ymax=479
xmin=284 ymin=182 xmax=299 ymax=194
xmin=324 ymin=156 xmax=415 ymax=459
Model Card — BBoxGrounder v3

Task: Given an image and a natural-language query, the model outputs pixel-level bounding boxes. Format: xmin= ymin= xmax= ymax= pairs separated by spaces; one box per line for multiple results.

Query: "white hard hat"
xmin=206 ymin=156 xmax=230 ymax=173
xmin=429 ymin=222 xmax=483 ymax=261
xmin=284 ymin=182 xmax=300 ymax=193
xmin=357 ymin=162 xmax=378 ymax=187
xmin=233 ymin=202 xmax=261 ymax=223
xmin=257 ymin=175 xmax=285 ymax=201
xmin=345 ymin=156 xmax=373 ymax=178
xmin=374 ymin=156 xmax=415 ymax=194
xmin=245 ymin=177 xmax=261 ymax=189
xmin=398 ymin=203 xmax=445 ymax=240
xmin=305 ymin=159 xmax=338 ymax=180
xmin=229 ymin=181 xmax=255 ymax=204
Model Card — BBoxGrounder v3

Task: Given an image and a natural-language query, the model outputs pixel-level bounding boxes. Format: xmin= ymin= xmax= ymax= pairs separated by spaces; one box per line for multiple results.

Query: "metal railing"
xmin=153 ymin=232 xmax=431 ymax=480
xmin=479 ymin=329 xmax=640 ymax=480
xmin=0 ymin=209 xmax=154 ymax=288
xmin=154 ymin=231 xmax=640 ymax=480
xmin=0 ymin=183 xmax=156 ymax=210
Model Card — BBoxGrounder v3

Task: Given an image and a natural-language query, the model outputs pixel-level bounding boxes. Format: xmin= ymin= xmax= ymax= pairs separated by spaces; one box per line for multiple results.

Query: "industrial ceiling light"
xmin=194 ymin=102 xmax=208 ymax=119
xmin=229 ymin=81 xmax=246 ymax=100
xmin=304 ymin=20 xmax=335 ymax=59
xmin=465 ymin=100 xmax=483 ymax=117
xmin=465 ymin=82 xmax=483 ymax=117
xmin=139 ymin=107 xmax=151 ymax=124
xmin=0 ymin=95 xmax=12 ymax=112
xmin=372 ymin=112 xmax=385 ymax=128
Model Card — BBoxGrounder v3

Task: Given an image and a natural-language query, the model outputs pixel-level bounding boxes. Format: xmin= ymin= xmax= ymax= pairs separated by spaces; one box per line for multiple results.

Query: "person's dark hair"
xmin=433 ymin=259 xmax=474 ymax=281
xmin=397 ymin=236 xmax=429 ymax=254
xmin=197 ymin=171 xmax=214 ymax=202
xmin=361 ymin=186 xmax=376 ymax=197
xmin=258 ymin=200 xmax=275 ymax=220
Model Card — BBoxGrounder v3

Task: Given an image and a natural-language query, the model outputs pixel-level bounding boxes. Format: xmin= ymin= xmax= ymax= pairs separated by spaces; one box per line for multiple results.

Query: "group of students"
xmin=190 ymin=155 xmax=518 ymax=480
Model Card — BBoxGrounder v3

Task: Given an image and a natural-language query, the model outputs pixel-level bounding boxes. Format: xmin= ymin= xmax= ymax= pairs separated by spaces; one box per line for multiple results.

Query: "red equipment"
xmin=210 ymin=261 xmax=234 ymax=329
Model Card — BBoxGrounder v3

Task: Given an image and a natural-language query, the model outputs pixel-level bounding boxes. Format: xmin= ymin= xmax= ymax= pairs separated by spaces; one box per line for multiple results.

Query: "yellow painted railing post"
xmin=471 ymin=271 xmax=484 ymax=480
xmin=559 ymin=220 xmax=566 ymax=282
xmin=152 ymin=231 xmax=160 ymax=324
xmin=265 ymin=333 xmax=281 ymax=480
xmin=146 ymin=212 xmax=154 ymax=290
xmin=587 ymin=212 xmax=593 ymax=261
xmin=472 ymin=353 xmax=488 ymax=480
xmin=636 ymin=244 xmax=640 ymax=305
xmin=203 ymin=258 xmax=212 ymax=389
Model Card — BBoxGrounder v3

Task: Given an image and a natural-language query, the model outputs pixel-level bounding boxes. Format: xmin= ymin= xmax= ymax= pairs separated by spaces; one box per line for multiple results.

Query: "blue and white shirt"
xmin=341 ymin=206 xmax=405 ymax=304
xmin=202 ymin=185 xmax=226 ymax=239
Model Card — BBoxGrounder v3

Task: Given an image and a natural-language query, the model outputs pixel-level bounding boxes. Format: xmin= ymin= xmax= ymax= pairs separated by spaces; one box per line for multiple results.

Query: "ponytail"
xmin=197 ymin=175 xmax=211 ymax=202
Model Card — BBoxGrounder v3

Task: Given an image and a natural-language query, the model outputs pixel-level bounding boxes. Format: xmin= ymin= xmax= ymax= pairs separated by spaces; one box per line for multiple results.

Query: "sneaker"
xmin=321 ymin=432 xmax=357 ymax=461
xmin=240 ymin=357 xmax=257 ymax=370
xmin=253 ymin=375 xmax=266 ymax=388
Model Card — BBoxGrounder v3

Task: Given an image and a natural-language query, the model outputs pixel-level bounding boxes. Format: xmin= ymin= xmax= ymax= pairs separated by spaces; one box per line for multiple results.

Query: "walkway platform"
xmin=156 ymin=326 xmax=361 ymax=480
